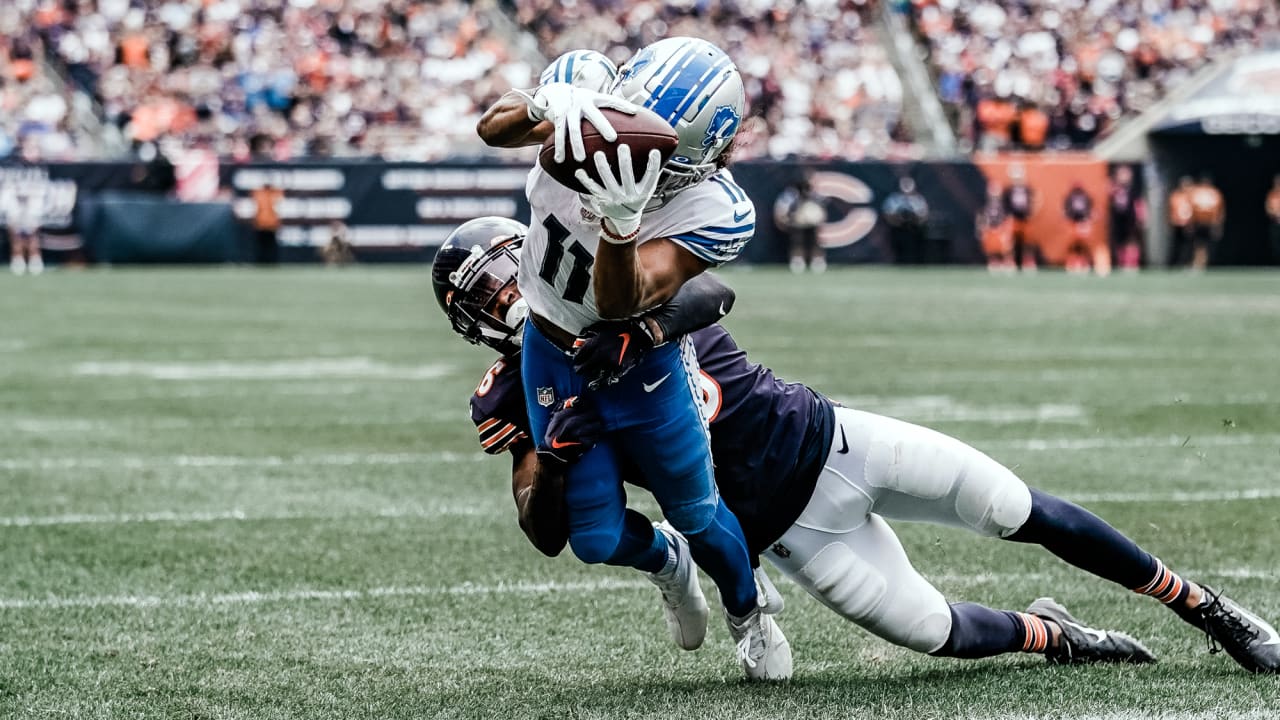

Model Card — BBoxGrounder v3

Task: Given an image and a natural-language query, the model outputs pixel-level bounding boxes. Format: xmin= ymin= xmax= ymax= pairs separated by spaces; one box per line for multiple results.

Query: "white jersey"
xmin=519 ymin=164 xmax=755 ymax=335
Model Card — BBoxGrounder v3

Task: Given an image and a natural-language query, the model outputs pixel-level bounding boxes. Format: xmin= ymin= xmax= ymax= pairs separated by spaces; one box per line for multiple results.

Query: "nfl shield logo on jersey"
xmin=537 ymin=387 xmax=555 ymax=407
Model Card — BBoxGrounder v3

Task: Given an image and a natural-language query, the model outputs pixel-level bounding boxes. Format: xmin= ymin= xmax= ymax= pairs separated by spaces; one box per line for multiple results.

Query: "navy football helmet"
xmin=431 ymin=217 xmax=529 ymax=356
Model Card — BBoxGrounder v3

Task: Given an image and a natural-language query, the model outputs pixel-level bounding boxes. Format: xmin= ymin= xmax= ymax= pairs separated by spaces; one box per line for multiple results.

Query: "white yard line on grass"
xmin=930 ymin=569 xmax=1279 ymax=585
xmin=1070 ymin=488 xmax=1280 ymax=503
xmin=0 ymin=578 xmax=651 ymax=610
xmin=72 ymin=358 xmax=451 ymax=381
xmin=100 ymin=383 xmax=373 ymax=398
xmin=833 ymin=396 xmax=1089 ymax=425
xmin=0 ymin=450 xmax=485 ymax=472
xmin=980 ymin=433 xmax=1280 ymax=451
xmin=2 ymin=570 xmax=1274 ymax=612
xmin=0 ymin=505 xmax=494 ymax=527
xmin=8 ymin=411 xmax=468 ymax=433
xmin=4 ymin=484 xmax=1278 ymax=529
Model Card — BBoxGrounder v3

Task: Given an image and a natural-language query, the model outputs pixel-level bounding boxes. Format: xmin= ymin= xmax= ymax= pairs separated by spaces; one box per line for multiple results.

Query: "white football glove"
xmin=574 ymin=144 xmax=663 ymax=240
xmin=520 ymin=84 xmax=638 ymax=163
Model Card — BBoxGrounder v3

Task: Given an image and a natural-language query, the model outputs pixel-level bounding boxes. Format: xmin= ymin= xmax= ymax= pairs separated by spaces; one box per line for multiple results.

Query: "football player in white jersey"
xmin=475 ymin=42 xmax=788 ymax=679
xmin=435 ymin=216 xmax=1280 ymax=677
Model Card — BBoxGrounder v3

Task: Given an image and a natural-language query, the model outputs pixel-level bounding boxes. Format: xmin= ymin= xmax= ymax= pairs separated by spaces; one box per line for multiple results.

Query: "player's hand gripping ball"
xmin=538 ymin=103 xmax=678 ymax=198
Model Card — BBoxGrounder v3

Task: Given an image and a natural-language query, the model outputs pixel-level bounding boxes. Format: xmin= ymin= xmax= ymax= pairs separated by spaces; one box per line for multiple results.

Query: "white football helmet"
xmin=540 ymin=50 xmax=618 ymax=93
xmin=610 ymin=37 xmax=746 ymax=201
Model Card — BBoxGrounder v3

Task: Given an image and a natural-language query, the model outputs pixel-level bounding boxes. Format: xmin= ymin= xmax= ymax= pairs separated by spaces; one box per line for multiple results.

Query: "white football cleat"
xmin=27 ymin=256 xmax=43 ymax=275
xmin=726 ymin=606 xmax=792 ymax=681
xmin=754 ymin=567 xmax=784 ymax=615
xmin=10 ymin=256 xmax=26 ymax=275
xmin=648 ymin=521 xmax=709 ymax=650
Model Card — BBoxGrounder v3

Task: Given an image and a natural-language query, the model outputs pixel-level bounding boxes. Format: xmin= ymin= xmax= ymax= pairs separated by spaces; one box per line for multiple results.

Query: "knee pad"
xmin=661 ymin=496 xmax=718 ymax=536
xmin=567 ymin=529 xmax=621 ymax=565
xmin=795 ymin=541 xmax=951 ymax=654
xmin=903 ymin=605 xmax=954 ymax=654
xmin=954 ymin=462 xmax=1032 ymax=538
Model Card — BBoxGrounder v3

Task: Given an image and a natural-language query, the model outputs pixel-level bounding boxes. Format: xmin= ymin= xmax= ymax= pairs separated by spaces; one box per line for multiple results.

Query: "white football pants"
xmin=762 ymin=407 xmax=1033 ymax=653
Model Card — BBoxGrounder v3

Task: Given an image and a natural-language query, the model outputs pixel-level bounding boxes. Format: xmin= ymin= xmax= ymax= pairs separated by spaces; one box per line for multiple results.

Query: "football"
xmin=538 ymin=107 xmax=679 ymax=194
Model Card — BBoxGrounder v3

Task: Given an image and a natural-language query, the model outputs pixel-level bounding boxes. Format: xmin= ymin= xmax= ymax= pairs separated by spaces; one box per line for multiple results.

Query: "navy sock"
xmin=683 ymin=499 xmax=758 ymax=617
xmin=1006 ymin=489 xmax=1191 ymax=607
xmin=932 ymin=603 xmax=1051 ymax=659
xmin=606 ymin=509 xmax=669 ymax=574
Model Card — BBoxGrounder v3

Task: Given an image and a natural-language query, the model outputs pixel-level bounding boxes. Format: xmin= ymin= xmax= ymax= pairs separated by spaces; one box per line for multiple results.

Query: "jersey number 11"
xmin=537 ymin=214 xmax=593 ymax=304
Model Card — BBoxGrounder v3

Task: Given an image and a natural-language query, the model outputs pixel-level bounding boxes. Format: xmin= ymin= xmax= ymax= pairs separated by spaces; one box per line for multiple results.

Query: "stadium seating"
xmin=5 ymin=0 xmax=1277 ymax=160
xmin=13 ymin=0 xmax=526 ymax=161
xmin=906 ymin=0 xmax=1280 ymax=152
xmin=6 ymin=0 xmax=914 ymax=161
xmin=511 ymin=0 xmax=916 ymax=160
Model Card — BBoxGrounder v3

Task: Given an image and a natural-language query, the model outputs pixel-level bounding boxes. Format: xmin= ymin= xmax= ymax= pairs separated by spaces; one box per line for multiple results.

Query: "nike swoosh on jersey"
xmin=837 ymin=426 xmax=849 ymax=454
xmin=549 ymin=438 xmax=580 ymax=449
xmin=643 ymin=373 xmax=672 ymax=393
xmin=717 ymin=302 xmax=728 ymax=316
xmin=732 ymin=208 xmax=751 ymax=223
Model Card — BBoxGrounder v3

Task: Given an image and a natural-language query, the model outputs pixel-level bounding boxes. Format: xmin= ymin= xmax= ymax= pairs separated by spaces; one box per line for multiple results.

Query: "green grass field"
xmin=2 ymin=268 xmax=1278 ymax=719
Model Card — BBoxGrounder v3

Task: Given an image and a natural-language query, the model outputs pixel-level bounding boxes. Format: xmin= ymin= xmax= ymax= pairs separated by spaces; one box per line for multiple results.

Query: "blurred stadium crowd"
xmin=1 ymin=0 xmax=1277 ymax=161
xmin=908 ymin=0 xmax=1280 ymax=152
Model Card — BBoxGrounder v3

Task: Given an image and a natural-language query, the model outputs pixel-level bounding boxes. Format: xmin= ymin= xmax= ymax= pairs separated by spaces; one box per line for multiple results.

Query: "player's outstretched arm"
xmin=510 ymin=445 xmax=568 ymax=557
xmin=480 ymin=85 xmax=637 ymax=162
xmin=476 ymin=90 xmax=553 ymax=148
xmin=574 ymin=146 xmax=711 ymax=317
xmin=595 ymin=237 xmax=710 ymax=319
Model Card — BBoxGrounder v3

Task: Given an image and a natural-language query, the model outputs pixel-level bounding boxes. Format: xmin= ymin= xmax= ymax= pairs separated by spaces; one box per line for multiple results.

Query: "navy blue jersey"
xmin=469 ymin=356 xmax=531 ymax=455
xmin=468 ymin=325 xmax=835 ymax=555
xmin=689 ymin=325 xmax=834 ymax=555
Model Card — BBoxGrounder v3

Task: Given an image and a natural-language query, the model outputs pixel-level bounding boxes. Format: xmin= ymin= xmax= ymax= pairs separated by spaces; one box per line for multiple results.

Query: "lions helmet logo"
xmin=702 ymin=105 xmax=741 ymax=154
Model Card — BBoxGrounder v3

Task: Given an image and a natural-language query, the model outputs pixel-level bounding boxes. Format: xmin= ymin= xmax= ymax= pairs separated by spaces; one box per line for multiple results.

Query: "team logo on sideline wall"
xmin=537 ymin=387 xmax=556 ymax=407
xmin=804 ymin=172 xmax=878 ymax=249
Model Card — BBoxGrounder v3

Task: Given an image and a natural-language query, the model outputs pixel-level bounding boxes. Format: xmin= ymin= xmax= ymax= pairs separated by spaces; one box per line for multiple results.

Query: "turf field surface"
xmin=2 ymin=268 xmax=1278 ymax=719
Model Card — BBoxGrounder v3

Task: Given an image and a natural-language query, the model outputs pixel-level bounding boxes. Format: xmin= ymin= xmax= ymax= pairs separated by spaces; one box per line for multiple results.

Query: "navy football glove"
xmin=572 ymin=318 xmax=658 ymax=390
xmin=537 ymin=396 xmax=604 ymax=468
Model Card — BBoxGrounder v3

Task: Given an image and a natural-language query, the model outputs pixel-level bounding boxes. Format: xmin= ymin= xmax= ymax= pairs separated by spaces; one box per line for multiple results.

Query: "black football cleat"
xmin=1189 ymin=586 xmax=1280 ymax=674
xmin=1028 ymin=597 xmax=1157 ymax=665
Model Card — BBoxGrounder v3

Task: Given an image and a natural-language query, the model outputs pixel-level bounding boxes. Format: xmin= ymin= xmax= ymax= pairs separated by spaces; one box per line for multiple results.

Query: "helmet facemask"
xmin=445 ymin=238 xmax=526 ymax=356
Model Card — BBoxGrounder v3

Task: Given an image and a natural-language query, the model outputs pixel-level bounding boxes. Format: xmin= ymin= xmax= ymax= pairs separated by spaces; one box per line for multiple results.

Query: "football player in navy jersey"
xmin=476 ymin=40 xmax=791 ymax=679
xmin=435 ymin=216 xmax=1280 ymax=676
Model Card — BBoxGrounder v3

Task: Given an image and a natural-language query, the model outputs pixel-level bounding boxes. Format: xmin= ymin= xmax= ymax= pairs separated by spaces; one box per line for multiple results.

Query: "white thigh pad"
xmin=955 ymin=462 xmax=1032 ymax=538
xmin=859 ymin=412 xmax=1031 ymax=538
xmin=864 ymin=424 xmax=957 ymax=500
xmin=794 ymin=541 xmax=889 ymax=624
xmin=772 ymin=517 xmax=953 ymax=654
